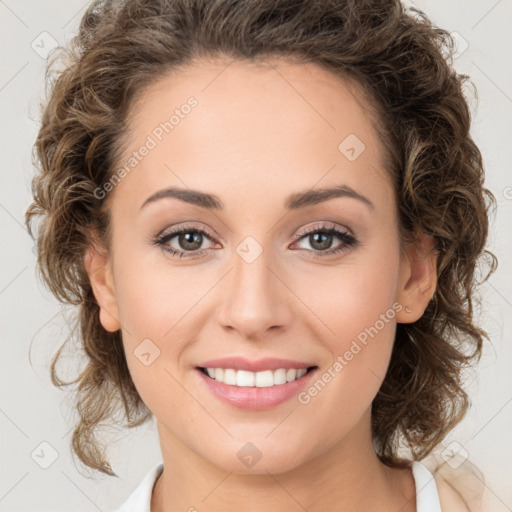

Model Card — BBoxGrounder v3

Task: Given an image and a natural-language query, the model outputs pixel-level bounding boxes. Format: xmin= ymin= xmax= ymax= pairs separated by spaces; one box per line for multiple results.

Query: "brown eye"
xmin=177 ymin=231 xmax=203 ymax=251
xmin=307 ymin=232 xmax=335 ymax=251
xmin=292 ymin=224 xmax=358 ymax=258
xmin=153 ymin=224 xmax=216 ymax=259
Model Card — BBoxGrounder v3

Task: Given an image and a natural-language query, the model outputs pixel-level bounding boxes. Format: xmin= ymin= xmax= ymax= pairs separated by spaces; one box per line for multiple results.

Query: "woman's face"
xmin=87 ymin=58 xmax=435 ymax=474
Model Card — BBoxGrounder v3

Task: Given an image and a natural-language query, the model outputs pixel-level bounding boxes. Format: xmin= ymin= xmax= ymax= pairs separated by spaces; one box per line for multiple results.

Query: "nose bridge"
xmin=217 ymin=235 xmax=292 ymax=338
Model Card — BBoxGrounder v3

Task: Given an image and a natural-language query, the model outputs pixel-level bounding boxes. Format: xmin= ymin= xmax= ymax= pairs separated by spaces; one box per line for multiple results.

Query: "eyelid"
xmin=154 ymin=222 xmax=217 ymax=241
xmin=293 ymin=221 xmax=353 ymax=239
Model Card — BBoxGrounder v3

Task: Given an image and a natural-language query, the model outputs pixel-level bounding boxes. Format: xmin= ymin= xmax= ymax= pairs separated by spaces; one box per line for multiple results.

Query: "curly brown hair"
xmin=25 ymin=0 xmax=497 ymax=477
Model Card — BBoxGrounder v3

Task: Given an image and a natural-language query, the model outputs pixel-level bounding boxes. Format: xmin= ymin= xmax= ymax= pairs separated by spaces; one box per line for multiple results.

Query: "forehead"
xmin=111 ymin=57 xmax=393 ymax=215
xmin=129 ymin=57 xmax=382 ymax=142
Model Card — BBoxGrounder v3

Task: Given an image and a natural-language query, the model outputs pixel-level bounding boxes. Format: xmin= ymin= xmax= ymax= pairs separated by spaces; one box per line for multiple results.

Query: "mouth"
xmin=197 ymin=365 xmax=318 ymax=387
xmin=195 ymin=358 xmax=319 ymax=410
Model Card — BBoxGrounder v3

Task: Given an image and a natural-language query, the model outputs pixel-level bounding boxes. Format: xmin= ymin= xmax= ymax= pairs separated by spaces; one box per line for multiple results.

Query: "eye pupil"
xmin=310 ymin=232 xmax=332 ymax=251
xmin=179 ymin=231 xmax=202 ymax=250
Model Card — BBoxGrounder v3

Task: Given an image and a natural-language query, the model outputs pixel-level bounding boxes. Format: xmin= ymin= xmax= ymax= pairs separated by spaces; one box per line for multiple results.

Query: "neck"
xmin=151 ymin=412 xmax=416 ymax=512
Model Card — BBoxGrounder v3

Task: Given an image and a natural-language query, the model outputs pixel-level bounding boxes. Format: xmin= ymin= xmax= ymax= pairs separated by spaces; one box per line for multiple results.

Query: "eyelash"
xmin=152 ymin=222 xmax=358 ymax=260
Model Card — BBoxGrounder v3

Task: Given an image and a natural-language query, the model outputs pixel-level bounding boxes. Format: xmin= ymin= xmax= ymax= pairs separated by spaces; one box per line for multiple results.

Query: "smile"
xmin=196 ymin=360 xmax=319 ymax=410
xmin=199 ymin=367 xmax=315 ymax=387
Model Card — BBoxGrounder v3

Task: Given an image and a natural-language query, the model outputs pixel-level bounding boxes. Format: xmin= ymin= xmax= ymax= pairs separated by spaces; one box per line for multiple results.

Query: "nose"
xmin=216 ymin=243 xmax=294 ymax=341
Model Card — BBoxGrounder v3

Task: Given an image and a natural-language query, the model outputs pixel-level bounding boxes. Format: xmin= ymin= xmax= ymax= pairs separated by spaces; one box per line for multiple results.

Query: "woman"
xmin=25 ymin=0 xmax=497 ymax=510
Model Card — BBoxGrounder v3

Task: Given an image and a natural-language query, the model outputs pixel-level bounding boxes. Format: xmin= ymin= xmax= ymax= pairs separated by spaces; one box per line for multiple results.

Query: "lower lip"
xmin=196 ymin=368 xmax=317 ymax=410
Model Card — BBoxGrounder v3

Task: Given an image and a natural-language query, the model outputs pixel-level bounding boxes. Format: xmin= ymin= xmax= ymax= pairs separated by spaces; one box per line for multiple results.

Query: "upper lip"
xmin=197 ymin=357 xmax=316 ymax=372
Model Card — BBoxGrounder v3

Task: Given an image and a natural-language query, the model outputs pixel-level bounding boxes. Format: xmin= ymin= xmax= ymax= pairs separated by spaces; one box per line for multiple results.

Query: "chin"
xmin=203 ymin=436 xmax=311 ymax=475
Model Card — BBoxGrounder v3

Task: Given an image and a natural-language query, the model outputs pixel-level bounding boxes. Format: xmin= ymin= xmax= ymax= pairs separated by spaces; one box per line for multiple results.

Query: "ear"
xmin=395 ymin=232 xmax=438 ymax=323
xmin=83 ymin=234 xmax=121 ymax=332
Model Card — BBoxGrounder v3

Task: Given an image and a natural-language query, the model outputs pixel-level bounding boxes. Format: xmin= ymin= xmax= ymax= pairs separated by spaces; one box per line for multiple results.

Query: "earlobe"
xmin=396 ymin=233 xmax=438 ymax=324
xmin=84 ymin=239 xmax=121 ymax=333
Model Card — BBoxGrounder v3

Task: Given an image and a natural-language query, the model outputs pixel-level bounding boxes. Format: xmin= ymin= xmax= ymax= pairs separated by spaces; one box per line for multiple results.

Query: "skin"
xmin=85 ymin=58 xmax=439 ymax=511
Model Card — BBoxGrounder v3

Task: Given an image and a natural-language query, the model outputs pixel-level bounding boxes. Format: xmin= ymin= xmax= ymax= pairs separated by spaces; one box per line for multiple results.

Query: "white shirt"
xmin=114 ymin=460 xmax=442 ymax=512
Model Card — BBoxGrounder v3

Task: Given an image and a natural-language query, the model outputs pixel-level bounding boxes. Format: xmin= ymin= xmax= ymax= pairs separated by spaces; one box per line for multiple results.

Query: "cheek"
xmin=299 ymin=238 xmax=400 ymax=349
xmin=293 ymin=240 xmax=400 ymax=421
xmin=113 ymin=247 xmax=207 ymax=342
xmin=111 ymin=255 xmax=200 ymax=404
xmin=296 ymin=282 xmax=398 ymax=447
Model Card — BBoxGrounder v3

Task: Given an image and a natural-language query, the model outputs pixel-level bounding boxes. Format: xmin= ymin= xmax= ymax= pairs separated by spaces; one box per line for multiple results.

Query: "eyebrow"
xmin=140 ymin=184 xmax=374 ymax=211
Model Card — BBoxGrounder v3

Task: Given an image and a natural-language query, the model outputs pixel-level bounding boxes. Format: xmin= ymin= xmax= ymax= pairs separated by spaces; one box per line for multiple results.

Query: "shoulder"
xmin=435 ymin=475 xmax=472 ymax=512
xmin=420 ymin=451 xmax=485 ymax=512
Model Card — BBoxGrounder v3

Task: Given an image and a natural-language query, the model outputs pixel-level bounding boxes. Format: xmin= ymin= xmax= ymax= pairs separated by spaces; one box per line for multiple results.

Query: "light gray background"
xmin=1 ymin=0 xmax=511 ymax=510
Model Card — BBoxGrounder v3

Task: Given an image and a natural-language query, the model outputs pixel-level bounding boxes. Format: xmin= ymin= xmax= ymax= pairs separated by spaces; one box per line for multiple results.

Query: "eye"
xmin=152 ymin=222 xmax=358 ymax=260
xmin=152 ymin=224 xmax=216 ymax=259
xmin=291 ymin=223 xmax=358 ymax=258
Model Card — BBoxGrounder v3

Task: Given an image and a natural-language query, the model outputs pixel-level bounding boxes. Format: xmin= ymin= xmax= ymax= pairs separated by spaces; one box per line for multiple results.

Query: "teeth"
xmin=203 ymin=367 xmax=309 ymax=387
xmin=236 ymin=370 xmax=255 ymax=387
xmin=223 ymin=368 xmax=237 ymax=385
